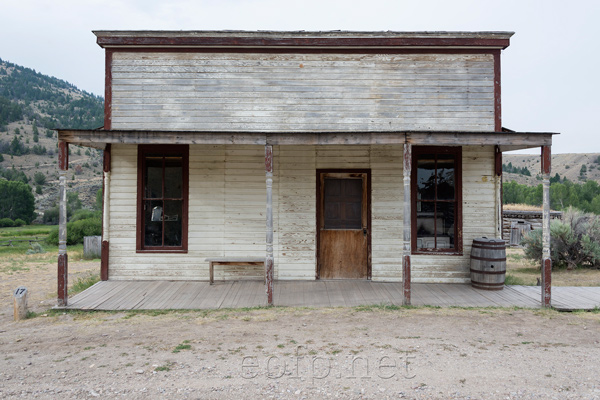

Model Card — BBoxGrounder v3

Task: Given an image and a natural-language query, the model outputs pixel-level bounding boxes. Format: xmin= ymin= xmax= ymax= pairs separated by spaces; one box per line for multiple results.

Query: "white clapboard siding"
xmin=110 ymin=52 xmax=494 ymax=132
xmin=107 ymin=144 xmax=496 ymax=283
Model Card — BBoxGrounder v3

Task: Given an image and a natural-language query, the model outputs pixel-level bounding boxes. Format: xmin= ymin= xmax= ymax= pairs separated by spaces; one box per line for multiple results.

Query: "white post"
xmin=403 ymin=144 xmax=412 ymax=305
xmin=58 ymin=169 xmax=68 ymax=306
xmin=103 ymin=171 xmax=110 ymax=241
xmin=541 ymin=146 xmax=552 ymax=307
xmin=265 ymin=145 xmax=274 ymax=306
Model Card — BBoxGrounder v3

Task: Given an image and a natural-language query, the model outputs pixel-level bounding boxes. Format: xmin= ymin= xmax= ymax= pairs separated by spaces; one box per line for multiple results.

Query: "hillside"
xmin=0 ymin=58 xmax=104 ymax=220
xmin=503 ymin=153 xmax=600 ymax=186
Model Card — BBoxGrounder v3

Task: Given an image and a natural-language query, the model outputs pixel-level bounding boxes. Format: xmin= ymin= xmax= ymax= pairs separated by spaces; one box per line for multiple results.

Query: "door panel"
xmin=318 ymin=171 xmax=370 ymax=279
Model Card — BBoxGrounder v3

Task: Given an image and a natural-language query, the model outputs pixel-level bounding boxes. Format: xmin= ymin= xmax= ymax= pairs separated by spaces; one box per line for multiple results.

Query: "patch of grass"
xmin=173 ymin=342 xmax=192 ymax=353
xmin=354 ymin=304 xmax=403 ymax=312
xmin=155 ymin=363 xmax=173 ymax=372
xmin=0 ymin=225 xmax=54 ymax=238
xmin=69 ymin=273 xmax=100 ymax=295
xmin=504 ymin=274 xmax=529 ymax=286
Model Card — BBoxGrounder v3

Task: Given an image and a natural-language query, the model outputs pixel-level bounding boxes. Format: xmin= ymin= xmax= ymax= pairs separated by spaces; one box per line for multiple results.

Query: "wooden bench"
xmin=205 ymin=257 xmax=266 ymax=285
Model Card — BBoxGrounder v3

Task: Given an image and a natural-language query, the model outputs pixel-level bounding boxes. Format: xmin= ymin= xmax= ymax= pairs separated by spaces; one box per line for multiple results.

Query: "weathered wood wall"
xmin=108 ymin=144 xmax=496 ymax=283
xmin=110 ymin=52 xmax=495 ymax=132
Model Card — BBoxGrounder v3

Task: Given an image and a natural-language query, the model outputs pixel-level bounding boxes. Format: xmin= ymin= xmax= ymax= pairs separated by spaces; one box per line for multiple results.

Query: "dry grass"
xmin=504 ymin=203 xmax=543 ymax=212
xmin=506 ymin=247 xmax=600 ymax=286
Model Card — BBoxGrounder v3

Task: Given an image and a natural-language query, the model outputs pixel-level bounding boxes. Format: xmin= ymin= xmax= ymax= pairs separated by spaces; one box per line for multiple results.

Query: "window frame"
xmin=411 ymin=146 xmax=463 ymax=255
xmin=136 ymin=144 xmax=189 ymax=253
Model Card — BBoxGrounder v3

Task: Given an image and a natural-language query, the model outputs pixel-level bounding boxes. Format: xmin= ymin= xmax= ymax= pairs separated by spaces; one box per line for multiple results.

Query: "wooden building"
xmin=57 ymin=31 xmax=556 ymax=307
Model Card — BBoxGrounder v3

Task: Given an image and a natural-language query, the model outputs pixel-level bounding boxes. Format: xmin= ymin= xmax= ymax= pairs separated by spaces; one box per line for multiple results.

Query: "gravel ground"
xmin=1 ymin=305 xmax=600 ymax=399
xmin=1 ymin=259 xmax=600 ymax=399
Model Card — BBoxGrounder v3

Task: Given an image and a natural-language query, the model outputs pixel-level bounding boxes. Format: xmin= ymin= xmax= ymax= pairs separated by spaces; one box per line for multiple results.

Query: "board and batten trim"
xmin=104 ymin=49 xmax=113 ymax=130
xmin=493 ymin=50 xmax=501 ymax=132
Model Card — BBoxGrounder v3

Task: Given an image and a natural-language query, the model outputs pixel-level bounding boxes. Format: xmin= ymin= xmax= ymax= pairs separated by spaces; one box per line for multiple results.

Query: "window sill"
xmin=136 ymin=249 xmax=188 ymax=254
xmin=412 ymin=250 xmax=463 ymax=256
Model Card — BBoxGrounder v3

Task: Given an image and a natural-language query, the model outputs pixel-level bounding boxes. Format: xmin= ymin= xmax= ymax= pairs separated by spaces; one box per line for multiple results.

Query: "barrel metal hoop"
xmin=470 ymin=255 xmax=506 ymax=262
xmin=469 ymin=268 xmax=507 ymax=275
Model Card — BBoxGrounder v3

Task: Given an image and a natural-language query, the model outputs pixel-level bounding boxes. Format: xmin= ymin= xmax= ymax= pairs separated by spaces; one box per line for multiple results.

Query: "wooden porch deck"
xmin=63 ymin=280 xmax=600 ymax=311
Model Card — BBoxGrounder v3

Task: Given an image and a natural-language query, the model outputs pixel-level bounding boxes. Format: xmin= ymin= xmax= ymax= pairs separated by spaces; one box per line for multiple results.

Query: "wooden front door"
xmin=317 ymin=171 xmax=370 ymax=279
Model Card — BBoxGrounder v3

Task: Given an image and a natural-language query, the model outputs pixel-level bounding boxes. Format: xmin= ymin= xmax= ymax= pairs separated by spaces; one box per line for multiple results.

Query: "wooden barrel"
xmin=470 ymin=238 xmax=506 ymax=290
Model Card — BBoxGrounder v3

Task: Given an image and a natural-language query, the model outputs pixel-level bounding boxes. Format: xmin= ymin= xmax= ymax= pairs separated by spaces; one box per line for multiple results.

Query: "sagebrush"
xmin=522 ymin=207 xmax=600 ymax=269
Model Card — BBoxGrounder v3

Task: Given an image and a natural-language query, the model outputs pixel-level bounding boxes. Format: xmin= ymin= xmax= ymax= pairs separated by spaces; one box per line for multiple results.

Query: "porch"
xmin=63 ymin=280 xmax=600 ymax=311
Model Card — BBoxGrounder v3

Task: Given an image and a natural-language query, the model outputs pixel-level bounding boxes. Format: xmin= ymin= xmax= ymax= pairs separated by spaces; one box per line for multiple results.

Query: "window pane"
xmin=436 ymin=155 xmax=455 ymax=200
xmin=145 ymin=156 xmax=163 ymax=199
xmin=323 ymin=178 xmax=362 ymax=229
xmin=416 ymin=201 xmax=435 ymax=248
xmin=164 ymin=200 xmax=183 ymax=246
xmin=417 ymin=156 xmax=436 ymax=200
xmin=164 ymin=156 xmax=183 ymax=198
xmin=436 ymin=202 xmax=455 ymax=249
xmin=144 ymin=200 xmax=163 ymax=246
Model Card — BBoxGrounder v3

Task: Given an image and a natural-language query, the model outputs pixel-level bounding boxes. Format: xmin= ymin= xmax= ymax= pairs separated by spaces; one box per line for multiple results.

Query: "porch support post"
xmin=57 ymin=142 xmax=69 ymax=306
xmin=403 ymin=143 xmax=412 ymax=305
xmin=495 ymin=146 xmax=503 ymax=239
xmin=101 ymin=144 xmax=111 ymax=281
xmin=265 ymin=145 xmax=274 ymax=306
xmin=541 ymin=145 xmax=552 ymax=307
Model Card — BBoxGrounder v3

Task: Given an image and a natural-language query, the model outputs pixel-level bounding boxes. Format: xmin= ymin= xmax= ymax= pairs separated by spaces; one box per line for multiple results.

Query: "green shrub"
xmin=43 ymin=206 xmax=59 ymax=225
xmin=46 ymin=217 xmax=102 ymax=246
xmin=522 ymin=207 xmax=600 ymax=269
xmin=71 ymin=209 xmax=100 ymax=222
xmin=0 ymin=217 xmax=15 ymax=227
xmin=13 ymin=218 xmax=25 ymax=227
xmin=26 ymin=242 xmax=46 ymax=255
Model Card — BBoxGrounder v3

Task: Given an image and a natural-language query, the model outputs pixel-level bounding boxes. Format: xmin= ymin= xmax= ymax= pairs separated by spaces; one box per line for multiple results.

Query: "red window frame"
xmin=136 ymin=144 xmax=189 ymax=253
xmin=411 ymin=146 xmax=463 ymax=255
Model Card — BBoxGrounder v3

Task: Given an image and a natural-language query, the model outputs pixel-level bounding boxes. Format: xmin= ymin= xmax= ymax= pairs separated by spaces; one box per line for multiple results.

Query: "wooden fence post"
xmin=13 ymin=286 xmax=28 ymax=321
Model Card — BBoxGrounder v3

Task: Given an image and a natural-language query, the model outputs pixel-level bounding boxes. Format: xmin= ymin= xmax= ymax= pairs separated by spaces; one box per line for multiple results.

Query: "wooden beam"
xmin=265 ymin=145 xmax=274 ymax=306
xmin=405 ymin=132 xmax=553 ymax=147
xmin=103 ymin=144 xmax=111 ymax=173
xmin=403 ymin=144 xmax=412 ymax=305
xmin=58 ymin=142 xmax=69 ymax=170
xmin=58 ymin=129 xmax=555 ymax=149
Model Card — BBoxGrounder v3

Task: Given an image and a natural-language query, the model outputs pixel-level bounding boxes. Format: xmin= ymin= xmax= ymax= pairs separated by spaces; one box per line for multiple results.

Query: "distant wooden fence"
xmin=83 ymin=236 xmax=102 ymax=259
xmin=0 ymin=237 xmax=44 ymax=247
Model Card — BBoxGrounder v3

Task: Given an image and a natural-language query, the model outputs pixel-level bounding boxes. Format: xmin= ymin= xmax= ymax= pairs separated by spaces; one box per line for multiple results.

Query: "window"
xmin=411 ymin=146 xmax=462 ymax=254
xmin=137 ymin=145 xmax=188 ymax=252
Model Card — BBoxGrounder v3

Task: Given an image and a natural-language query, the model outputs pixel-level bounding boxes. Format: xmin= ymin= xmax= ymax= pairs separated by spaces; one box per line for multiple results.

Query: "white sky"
xmin=0 ymin=0 xmax=598 ymax=154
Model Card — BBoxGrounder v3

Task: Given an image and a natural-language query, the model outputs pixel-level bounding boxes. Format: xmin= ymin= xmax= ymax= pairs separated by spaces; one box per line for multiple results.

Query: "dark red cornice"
xmin=96 ymin=35 xmax=510 ymax=50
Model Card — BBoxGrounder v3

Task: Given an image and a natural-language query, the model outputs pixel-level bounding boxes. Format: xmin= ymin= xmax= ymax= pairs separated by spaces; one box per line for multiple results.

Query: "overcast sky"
xmin=1 ymin=0 xmax=598 ymax=154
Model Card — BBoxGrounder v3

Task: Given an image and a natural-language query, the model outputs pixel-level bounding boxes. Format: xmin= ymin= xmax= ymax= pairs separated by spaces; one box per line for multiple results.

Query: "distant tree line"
xmin=502 ymin=162 xmax=531 ymax=176
xmin=0 ymin=58 xmax=104 ymax=131
xmin=503 ymin=180 xmax=600 ymax=215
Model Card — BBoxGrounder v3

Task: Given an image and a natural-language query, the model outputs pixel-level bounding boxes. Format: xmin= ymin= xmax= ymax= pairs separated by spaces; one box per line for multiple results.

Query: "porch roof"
xmin=57 ymin=129 xmax=556 ymax=152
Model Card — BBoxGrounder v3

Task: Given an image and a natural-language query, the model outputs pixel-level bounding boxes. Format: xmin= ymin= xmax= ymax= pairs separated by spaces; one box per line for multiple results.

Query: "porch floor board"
xmin=63 ymin=281 xmax=600 ymax=311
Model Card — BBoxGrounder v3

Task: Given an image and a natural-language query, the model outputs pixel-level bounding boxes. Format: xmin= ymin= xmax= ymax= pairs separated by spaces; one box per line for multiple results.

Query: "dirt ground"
xmin=506 ymin=248 xmax=600 ymax=287
xmin=1 ymin=255 xmax=600 ymax=399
